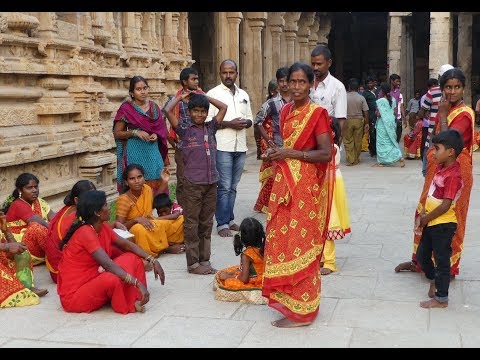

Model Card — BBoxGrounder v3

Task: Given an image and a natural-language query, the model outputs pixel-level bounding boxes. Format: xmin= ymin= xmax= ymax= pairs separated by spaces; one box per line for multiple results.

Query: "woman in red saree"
xmin=262 ymin=63 xmax=335 ymax=328
xmin=403 ymin=118 xmax=423 ymax=159
xmin=395 ymin=68 xmax=474 ymax=277
xmin=57 ymin=190 xmax=165 ymax=314
xmin=45 ymin=180 xmax=96 ymax=283
xmin=4 ymin=173 xmax=55 ymax=265
xmin=253 ymin=114 xmax=274 ymax=213
xmin=113 ymin=76 xmax=169 ymax=194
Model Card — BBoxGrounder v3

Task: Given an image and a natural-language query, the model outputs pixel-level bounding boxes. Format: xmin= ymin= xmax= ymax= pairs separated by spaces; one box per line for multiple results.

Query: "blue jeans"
xmin=215 ymin=150 xmax=246 ymax=230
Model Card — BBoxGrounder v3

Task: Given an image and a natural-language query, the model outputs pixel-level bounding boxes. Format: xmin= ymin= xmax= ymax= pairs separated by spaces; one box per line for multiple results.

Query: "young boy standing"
xmin=415 ymin=129 xmax=464 ymax=309
xmin=164 ymin=92 xmax=227 ymax=275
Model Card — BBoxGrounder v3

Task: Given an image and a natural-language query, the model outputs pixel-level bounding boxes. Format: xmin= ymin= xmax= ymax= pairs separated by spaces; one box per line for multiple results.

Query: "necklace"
xmin=89 ymin=224 xmax=100 ymax=234
xmin=18 ymin=197 xmax=33 ymax=207
xmin=290 ymin=100 xmax=311 ymax=115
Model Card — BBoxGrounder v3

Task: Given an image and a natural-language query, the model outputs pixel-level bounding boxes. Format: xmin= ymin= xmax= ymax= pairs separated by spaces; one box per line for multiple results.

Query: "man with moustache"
xmin=310 ymin=45 xmax=347 ymax=275
xmin=206 ymin=59 xmax=253 ymax=237
xmin=163 ymin=67 xmax=203 ymax=208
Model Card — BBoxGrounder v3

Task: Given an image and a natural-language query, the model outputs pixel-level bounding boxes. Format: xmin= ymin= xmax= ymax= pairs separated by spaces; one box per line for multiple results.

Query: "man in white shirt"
xmin=206 ymin=59 xmax=253 ymax=237
xmin=310 ymin=45 xmax=347 ymax=139
xmin=309 ymin=45 xmax=347 ymax=276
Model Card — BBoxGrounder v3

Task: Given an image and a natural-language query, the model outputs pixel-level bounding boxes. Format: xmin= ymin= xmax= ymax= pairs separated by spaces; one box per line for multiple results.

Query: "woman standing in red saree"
xmin=262 ymin=63 xmax=335 ymax=328
xmin=57 ymin=190 xmax=165 ymax=314
xmin=395 ymin=68 xmax=474 ymax=277
xmin=4 ymin=173 xmax=55 ymax=265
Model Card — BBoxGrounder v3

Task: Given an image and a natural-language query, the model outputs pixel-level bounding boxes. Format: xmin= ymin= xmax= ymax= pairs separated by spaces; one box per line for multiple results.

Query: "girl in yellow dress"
xmin=321 ymin=117 xmax=352 ymax=275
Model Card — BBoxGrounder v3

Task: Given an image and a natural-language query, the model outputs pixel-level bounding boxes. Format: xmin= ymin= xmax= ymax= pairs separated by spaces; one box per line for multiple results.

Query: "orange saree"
xmin=262 ymin=102 xmax=335 ymax=323
xmin=253 ymin=116 xmax=275 ymax=214
xmin=411 ymin=104 xmax=474 ymax=275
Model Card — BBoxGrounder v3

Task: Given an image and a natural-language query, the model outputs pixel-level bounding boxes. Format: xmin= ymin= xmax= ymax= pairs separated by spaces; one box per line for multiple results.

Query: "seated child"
xmin=213 ymin=217 xmax=267 ymax=305
xmin=152 ymin=193 xmax=185 ymax=254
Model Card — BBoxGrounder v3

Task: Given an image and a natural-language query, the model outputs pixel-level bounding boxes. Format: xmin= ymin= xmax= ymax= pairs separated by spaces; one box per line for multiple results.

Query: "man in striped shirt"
xmin=417 ymin=64 xmax=453 ymax=176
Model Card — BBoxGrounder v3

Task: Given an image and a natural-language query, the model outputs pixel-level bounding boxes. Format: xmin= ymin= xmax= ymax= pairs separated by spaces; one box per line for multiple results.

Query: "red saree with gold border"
xmin=411 ymin=104 xmax=474 ymax=275
xmin=262 ymin=102 xmax=335 ymax=323
xmin=254 ymin=116 xmax=275 ymax=213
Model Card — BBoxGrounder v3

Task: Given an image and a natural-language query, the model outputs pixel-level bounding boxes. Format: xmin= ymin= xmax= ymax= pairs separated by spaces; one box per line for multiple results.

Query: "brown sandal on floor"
xmin=31 ymin=287 xmax=49 ymax=297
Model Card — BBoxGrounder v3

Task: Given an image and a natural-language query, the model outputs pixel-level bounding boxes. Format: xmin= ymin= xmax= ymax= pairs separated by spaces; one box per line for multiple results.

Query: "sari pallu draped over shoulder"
xmin=113 ymin=100 xmax=169 ymax=192
xmin=262 ymin=102 xmax=335 ymax=323
xmin=411 ymin=104 xmax=475 ymax=275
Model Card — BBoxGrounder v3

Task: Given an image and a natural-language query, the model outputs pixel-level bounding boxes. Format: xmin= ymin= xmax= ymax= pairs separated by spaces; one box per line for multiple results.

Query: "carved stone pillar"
xmin=309 ymin=17 xmax=320 ymax=52
xmin=171 ymin=12 xmax=181 ymax=54
xmin=284 ymin=12 xmax=301 ymax=65
xmin=317 ymin=14 xmax=331 ymax=45
xmin=122 ymin=12 xmax=140 ymax=51
xmin=163 ymin=12 xmax=175 ymax=54
xmin=91 ymin=12 xmax=111 ymax=47
xmin=297 ymin=12 xmax=315 ymax=63
xmin=458 ymin=13 xmax=472 ymax=106
xmin=428 ymin=12 xmax=452 ymax=79
xmin=37 ymin=12 xmax=57 ymax=39
xmin=226 ymin=12 xmax=243 ymax=64
xmin=245 ymin=13 xmax=266 ymax=119
xmin=387 ymin=13 xmax=404 ymax=78
xmin=268 ymin=13 xmax=285 ymax=75
xmin=178 ymin=12 xmax=189 ymax=56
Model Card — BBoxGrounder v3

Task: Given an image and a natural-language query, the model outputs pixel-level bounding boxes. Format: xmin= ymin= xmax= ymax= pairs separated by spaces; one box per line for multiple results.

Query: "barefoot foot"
xmin=164 ymin=243 xmax=186 ymax=254
xmin=229 ymin=223 xmax=240 ymax=232
xmin=188 ymin=264 xmax=217 ymax=275
xmin=134 ymin=300 xmax=145 ymax=313
xmin=394 ymin=261 xmax=418 ymax=273
xmin=400 ymin=158 xmax=406 ymax=167
xmin=420 ymin=298 xmax=448 ymax=309
xmin=218 ymin=228 xmax=233 ymax=237
xmin=271 ymin=317 xmax=313 ymax=328
xmin=31 ymin=287 xmax=48 ymax=297
xmin=428 ymin=283 xmax=436 ymax=298
xmin=320 ymin=267 xmax=333 ymax=275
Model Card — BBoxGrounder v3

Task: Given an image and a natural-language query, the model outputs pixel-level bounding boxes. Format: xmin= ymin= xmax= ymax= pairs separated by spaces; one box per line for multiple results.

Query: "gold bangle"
xmin=145 ymin=255 xmax=155 ymax=265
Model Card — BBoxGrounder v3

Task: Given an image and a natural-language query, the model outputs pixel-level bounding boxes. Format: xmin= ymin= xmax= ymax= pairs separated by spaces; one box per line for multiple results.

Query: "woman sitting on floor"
xmin=115 ymin=164 xmax=185 ymax=258
xmin=3 ymin=173 xmax=56 ymax=265
xmin=0 ymin=211 xmax=47 ymax=308
xmin=57 ymin=190 xmax=165 ymax=314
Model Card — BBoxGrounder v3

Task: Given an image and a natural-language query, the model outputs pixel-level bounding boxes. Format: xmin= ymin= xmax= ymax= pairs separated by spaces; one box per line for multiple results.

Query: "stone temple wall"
xmin=0 ymin=12 xmax=192 ymax=209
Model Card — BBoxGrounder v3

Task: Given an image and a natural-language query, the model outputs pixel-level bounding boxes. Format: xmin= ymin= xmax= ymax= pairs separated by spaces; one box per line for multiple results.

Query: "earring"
xmin=18 ymin=191 xmax=22 ymax=198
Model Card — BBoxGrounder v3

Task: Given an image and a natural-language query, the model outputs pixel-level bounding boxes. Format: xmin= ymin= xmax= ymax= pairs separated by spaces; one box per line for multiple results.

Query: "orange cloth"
xmin=45 ymin=205 xmax=76 ymax=283
xmin=411 ymin=104 xmax=474 ymax=275
xmin=57 ymin=223 xmax=145 ymax=314
xmin=404 ymin=119 xmax=423 ymax=159
xmin=216 ymin=247 xmax=265 ymax=290
xmin=262 ymin=102 xmax=335 ymax=323
xmin=116 ymin=184 xmax=184 ymax=257
xmin=254 ymin=115 xmax=275 ymax=214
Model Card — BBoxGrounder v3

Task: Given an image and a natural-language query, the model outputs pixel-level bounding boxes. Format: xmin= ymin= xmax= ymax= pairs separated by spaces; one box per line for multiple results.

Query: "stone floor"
xmin=1 ymin=145 xmax=479 ymax=348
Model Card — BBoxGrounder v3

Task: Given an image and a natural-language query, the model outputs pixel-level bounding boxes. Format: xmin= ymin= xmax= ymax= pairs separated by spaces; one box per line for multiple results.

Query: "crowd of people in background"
xmin=1 ymin=43 xmax=479 ymax=329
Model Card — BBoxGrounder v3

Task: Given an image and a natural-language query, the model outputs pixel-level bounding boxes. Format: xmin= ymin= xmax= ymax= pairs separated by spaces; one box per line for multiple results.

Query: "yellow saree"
xmin=116 ymin=184 xmax=184 ymax=257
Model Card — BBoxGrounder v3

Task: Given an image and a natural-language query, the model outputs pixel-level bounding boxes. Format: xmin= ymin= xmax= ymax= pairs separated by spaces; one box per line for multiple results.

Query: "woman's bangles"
xmin=131 ymin=129 xmax=139 ymax=137
xmin=123 ymin=273 xmax=139 ymax=287
xmin=145 ymin=255 xmax=155 ymax=265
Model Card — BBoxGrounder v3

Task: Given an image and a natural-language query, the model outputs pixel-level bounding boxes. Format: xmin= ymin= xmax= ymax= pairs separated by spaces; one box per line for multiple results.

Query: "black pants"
xmin=420 ymin=127 xmax=428 ymax=157
xmin=368 ymin=118 xmax=377 ymax=156
xmin=253 ymin=125 xmax=262 ymax=160
xmin=395 ymin=121 xmax=403 ymax=143
xmin=417 ymin=222 xmax=457 ymax=302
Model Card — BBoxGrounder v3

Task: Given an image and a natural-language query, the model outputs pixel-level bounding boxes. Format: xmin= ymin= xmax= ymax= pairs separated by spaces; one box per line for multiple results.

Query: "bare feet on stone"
xmin=320 ymin=267 xmax=333 ymax=275
xmin=218 ymin=228 xmax=233 ymax=237
xmin=428 ymin=283 xmax=436 ymax=298
xmin=271 ymin=317 xmax=313 ymax=328
xmin=420 ymin=298 xmax=448 ymax=309
xmin=134 ymin=300 xmax=145 ymax=313
xmin=31 ymin=287 xmax=48 ymax=297
xmin=229 ymin=223 xmax=240 ymax=231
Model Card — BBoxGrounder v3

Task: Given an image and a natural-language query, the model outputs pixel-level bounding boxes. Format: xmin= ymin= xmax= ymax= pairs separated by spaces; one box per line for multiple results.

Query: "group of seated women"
xmin=1 ymin=165 xmax=184 ymax=313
